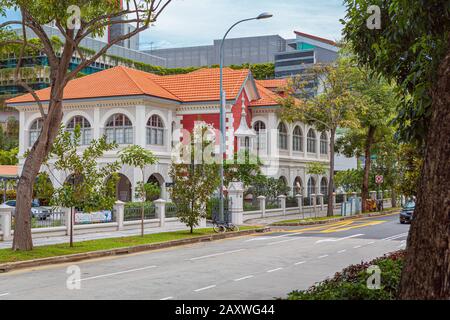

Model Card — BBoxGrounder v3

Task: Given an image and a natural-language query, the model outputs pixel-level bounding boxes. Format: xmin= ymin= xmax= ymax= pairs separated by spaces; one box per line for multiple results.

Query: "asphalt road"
xmin=0 ymin=212 xmax=409 ymax=300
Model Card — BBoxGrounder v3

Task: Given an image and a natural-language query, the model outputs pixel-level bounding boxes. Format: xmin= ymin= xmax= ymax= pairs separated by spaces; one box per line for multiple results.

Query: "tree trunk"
xmin=361 ymin=125 xmax=375 ymax=212
xmin=391 ymin=189 xmax=397 ymax=208
xmin=12 ymin=100 xmax=63 ymax=251
xmin=398 ymin=41 xmax=450 ymax=299
xmin=327 ymin=128 xmax=336 ymax=216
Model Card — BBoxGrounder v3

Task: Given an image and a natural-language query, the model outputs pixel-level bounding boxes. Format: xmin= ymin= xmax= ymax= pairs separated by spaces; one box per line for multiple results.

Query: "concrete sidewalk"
xmin=0 ymin=224 xmax=198 ymax=249
xmin=243 ymin=208 xmax=333 ymax=226
xmin=243 ymin=204 xmax=393 ymax=226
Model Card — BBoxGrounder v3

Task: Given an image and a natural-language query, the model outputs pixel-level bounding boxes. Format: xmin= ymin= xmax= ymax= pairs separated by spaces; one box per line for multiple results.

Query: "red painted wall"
xmin=179 ymin=90 xmax=253 ymax=154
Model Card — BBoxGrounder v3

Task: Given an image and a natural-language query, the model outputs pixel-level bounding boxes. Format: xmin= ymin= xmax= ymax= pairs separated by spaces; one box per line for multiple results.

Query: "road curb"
xmin=0 ymin=227 xmax=270 ymax=273
xmin=270 ymin=210 xmax=400 ymax=227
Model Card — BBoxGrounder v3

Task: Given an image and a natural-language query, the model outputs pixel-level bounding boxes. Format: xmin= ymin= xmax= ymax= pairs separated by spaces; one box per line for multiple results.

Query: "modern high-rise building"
xmin=274 ymin=31 xmax=338 ymax=78
xmin=145 ymin=35 xmax=287 ymax=68
xmin=146 ymin=31 xmax=339 ymax=79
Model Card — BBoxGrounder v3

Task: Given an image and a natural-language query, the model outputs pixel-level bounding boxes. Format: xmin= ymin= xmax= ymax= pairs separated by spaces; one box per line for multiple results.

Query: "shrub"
xmin=287 ymin=250 xmax=405 ymax=300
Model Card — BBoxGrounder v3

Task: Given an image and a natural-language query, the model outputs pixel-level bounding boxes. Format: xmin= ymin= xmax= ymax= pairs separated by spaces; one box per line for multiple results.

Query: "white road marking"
xmin=382 ymin=233 xmax=408 ymax=241
xmin=189 ymin=249 xmax=245 ymax=261
xmin=234 ymin=275 xmax=254 ymax=282
xmin=247 ymin=230 xmax=308 ymax=243
xmin=267 ymin=237 xmax=308 ymax=246
xmin=318 ymin=255 xmax=329 ymax=259
xmin=160 ymin=296 xmax=173 ymax=300
xmin=367 ymin=241 xmax=375 ymax=245
xmin=294 ymin=261 xmax=306 ymax=265
xmin=267 ymin=267 xmax=283 ymax=273
xmin=0 ymin=293 xmax=9 ymax=297
xmin=77 ymin=265 xmax=157 ymax=282
xmin=337 ymin=249 xmax=346 ymax=253
xmin=194 ymin=285 xmax=216 ymax=292
xmin=315 ymin=234 xmax=364 ymax=244
xmin=353 ymin=245 xmax=362 ymax=249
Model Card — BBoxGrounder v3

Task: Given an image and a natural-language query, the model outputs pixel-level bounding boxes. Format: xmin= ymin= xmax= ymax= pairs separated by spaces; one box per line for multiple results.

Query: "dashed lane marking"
xmin=194 ymin=285 xmax=216 ymax=292
xmin=267 ymin=268 xmax=283 ymax=273
xmin=188 ymin=249 xmax=245 ymax=261
xmin=234 ymin=275 xmax=254 ymax=282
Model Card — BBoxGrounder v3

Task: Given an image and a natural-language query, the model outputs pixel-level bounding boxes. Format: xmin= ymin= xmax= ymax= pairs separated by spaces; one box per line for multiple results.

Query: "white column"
xmin=257 ymin=195 xmax=266 ymax=218
xmin=318 ymin=193 xmax=324 ymax=211
xmin=278 ymin=194 xmax=286 ymax=215
xmin=93 ymin=107 xmax=100 ymax=139
xmin=18 ymin=111 xmax=26 ymax=156
xmin=296 ymin=193 xmax=303 ymax=213
xmin=114 ymin=200 xmax=125 ymax=231
xmin=135 ymin=105 xmax=146 ymax=147
xmin=154 ymin=199 xmax=166 ymax=228
xmin=228 ymin=182 xmax=244 ymax=225
xmin=63 ymin=207 xmax=72 ymax=236
xmin=311 ymin=194 xmax=317 ymax=216
xmin=0 ymin=204 xmax=13 ymax=241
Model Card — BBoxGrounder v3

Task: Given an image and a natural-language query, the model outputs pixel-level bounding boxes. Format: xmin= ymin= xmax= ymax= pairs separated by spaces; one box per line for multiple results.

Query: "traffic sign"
xmin=375 ymin=175 xmax=383 ymax=184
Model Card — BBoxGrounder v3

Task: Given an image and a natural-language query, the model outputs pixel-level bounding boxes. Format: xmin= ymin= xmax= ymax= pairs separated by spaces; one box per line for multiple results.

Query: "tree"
xmin=0 ymin=147 xmax=18 ymax=165
xmin=280 ymin=58 xmax=359 ymax=216
xmin=342 ymin=0 xmax=450 ymax=299
xmin=46 ymin=126 xmax=120 ymax=247
xmin=119 ymin=145 xmax=157 ymax=237
xmin=33 ymin=172 xmax=54 ymax=206
xmin=223 ymin=151 xmax=263 ymax=188
xmin=169 ymin=123 xmax=220 ymax=233
xmin=336 ymin=70 xmax=397 ymax=211
xmin=248 ymin=176 xmax=290 ymax=201
xmin=0 ymin=0 xmax=172 ymax=250
xmin=334 ymin=169 xmax=362 ymax=193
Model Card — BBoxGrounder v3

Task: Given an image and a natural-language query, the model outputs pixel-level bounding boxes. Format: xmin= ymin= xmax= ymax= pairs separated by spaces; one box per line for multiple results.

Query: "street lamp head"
xmin=256 ymin=12 xmax=273 ymax=20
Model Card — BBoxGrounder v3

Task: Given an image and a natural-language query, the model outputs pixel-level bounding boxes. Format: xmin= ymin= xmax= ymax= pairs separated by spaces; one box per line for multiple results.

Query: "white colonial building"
xmin=6 ymin=66 xmax=330 ymax=201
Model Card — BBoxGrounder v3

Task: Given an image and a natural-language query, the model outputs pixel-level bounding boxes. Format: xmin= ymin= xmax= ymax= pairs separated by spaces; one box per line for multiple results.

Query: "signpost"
xmin=375 ymin=175 xmax=383 ymax=211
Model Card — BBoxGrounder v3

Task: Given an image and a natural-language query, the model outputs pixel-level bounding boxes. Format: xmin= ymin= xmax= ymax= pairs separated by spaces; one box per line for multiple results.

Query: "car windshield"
xmin=404 ymin=202 xmax=415 ymax=210
xmin=31 ymin=200 xmax=40 ymax=207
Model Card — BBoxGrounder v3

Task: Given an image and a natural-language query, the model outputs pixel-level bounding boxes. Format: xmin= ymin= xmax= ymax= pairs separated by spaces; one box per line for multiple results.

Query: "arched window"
xmin=320 ymin=177 xmax=328 ymax=196
xmin=320 ymin=132 xmax=328 ymax=155
xmin=293 ymin=126 xmax=303 ymax=152
xmin=278 ymin=122 xmax=288 ymax=150
xmin=307 ymin=177 xmax=316 ymax=196
xmin=29 ymin=118 xmax=43 ymax=146
xmin=146 ymin=115 xmax=164 ymax=145
xmin=66 ymin=116 xmax=92 ymax=145
xmin=105 ymin=113 xmax=133 ymax=144
xmin=307 ymin=129 xmax=316 ymax=153
xmin=253 ymin=121 xmax=266 ymax=152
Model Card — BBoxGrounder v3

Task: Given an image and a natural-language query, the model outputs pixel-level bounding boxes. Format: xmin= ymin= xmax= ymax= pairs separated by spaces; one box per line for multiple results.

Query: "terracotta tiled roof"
xmin=257 ymin=79 xmax=287 ymax=90
xmin=6 ymin=66 xmax=179 ymax=104
xmin=148 ymin=68 xmax=249 ymax=102
xmin=6 ymin=66 xmax=250 ymax=105
xmin=0 ymin=165 xmax=18 ymax=177
xmin=294 ymin=31 xmax=337 ymax=47
xmin=250 ymin=83 xmax=280 ymax=107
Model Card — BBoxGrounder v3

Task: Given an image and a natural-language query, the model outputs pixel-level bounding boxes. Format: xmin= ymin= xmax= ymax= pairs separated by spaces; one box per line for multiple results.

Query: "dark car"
xmin=3 ymin=200 xmax=51 ymax=220
xmin=400 ymin=201 xmax=415 ymax=224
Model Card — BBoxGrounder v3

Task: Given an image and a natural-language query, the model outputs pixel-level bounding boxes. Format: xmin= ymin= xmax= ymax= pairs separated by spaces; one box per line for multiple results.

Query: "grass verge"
xmin=0 ymin=226 xmax=258 ymax=264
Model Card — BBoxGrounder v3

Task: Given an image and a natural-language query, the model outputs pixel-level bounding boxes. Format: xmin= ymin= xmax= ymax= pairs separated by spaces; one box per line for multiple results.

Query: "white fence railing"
xmin=0 ymin=200 xmax=194 ymax=241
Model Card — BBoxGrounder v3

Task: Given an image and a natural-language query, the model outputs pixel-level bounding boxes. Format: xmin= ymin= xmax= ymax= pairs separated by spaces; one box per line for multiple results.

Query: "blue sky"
xmin=1 ymin=0 xmax=346 ymax=50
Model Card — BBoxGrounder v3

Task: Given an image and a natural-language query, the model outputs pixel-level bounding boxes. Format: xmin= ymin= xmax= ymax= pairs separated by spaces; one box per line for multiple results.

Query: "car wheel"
xmin=400 ymin=220 xmax=405 ymax=224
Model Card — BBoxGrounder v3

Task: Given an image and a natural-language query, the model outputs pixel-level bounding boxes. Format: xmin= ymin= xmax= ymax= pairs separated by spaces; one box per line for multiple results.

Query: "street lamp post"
xmin=218 ymin=12 xmax=273 ymax=222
